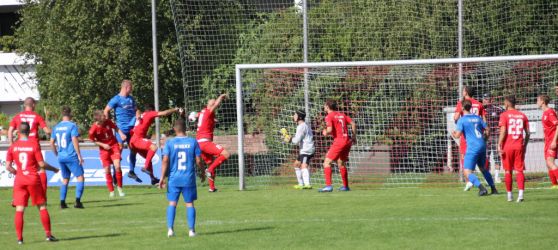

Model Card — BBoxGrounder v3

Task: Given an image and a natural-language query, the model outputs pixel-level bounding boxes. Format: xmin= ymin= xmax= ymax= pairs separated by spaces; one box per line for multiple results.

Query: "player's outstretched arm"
xmin=157 ymin=107 xmax=181 ymax=117
xmin=208 ymin=93 xmax=228 ymax=112
xmin=159 ymin=155 xmax=169 ymax=189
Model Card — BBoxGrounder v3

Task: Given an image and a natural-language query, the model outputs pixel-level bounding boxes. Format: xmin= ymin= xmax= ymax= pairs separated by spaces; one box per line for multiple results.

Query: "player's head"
xmin=23 ymin=97 xmax=36 ymax=111
xmin=461 ymin=99 xmax=473 ymax=113
xmin=173 ymin=119 xmax=186 ymax=135
xmin=61 ymin=106 xmax=72 ymax=118
xmin=537 ymin=94 xmax=550 ymax=108
xmin=144 ymin=103 xmax=155 ymax=112
xmin=504 ymin=95 xmax=516 ymax=109
xmin=121 ymin=80 xmax=133 ymax=95
xmin=19 ymin=122 xmax=30 ymax=136
xmin=207 ymin=99 xmax=216 ymax=108
xmin=324 ymin=100 xmax=338 ymax=112
xmin=482 ymin=93 xmax=492 ymax=105
xmin=294 ymin=110 xmax=306 ymax=122
xmin=93 ymin=110 xmax=105 ymax=123
xmin=462 ymin=86 xmax=473 ymax=98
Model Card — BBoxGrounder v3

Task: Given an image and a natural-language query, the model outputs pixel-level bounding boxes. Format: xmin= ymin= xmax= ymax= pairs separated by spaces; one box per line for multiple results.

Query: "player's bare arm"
xmin=159 ymin=155 xmax=169 ymax=189
xmin=208 ymin=93 xmax=228 ymax=112
xmin=523 ymin=127 xmax=531 ymax=149
xmin=42 ymin=126 xmax=51 ymax=138
xmin=157 ymin=107 xmax=182 ymax=117
xmin=350 ymin=121 xmax=357 ymax=144
xmin=322 ymin=126 xmax=333 ymax=136
xmin=72 ymin=136 xmax=84 ymax=165
xmin=5 ymin=160 xmax=16 ymax=174
xmin=498 ymin=125 xmax=507 ymax=154
xmin=452 ymin=130 xmax=462 ymax=139
xmin=7 ymin=126 xmax=15 ymax=145
xmin=49 ymin=138 xmax=58 ymax=157
xmin=103 ymin=105 xmax=112 ymax=119
xmin=116 ymin=128 xmax=127 ymax=141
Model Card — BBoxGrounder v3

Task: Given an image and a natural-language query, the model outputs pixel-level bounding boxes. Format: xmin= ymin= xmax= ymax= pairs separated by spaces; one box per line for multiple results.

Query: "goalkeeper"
xmin=281 ymin=110 xmax=315 ymax=189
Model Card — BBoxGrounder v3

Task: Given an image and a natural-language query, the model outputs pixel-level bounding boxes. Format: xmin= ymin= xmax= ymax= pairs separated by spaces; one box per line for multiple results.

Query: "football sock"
xmin=494 ymin=169 xmax=500 ymax=178
xmin=518 ymin=189 xmax=524 ymax=199
xmin=340 ymin=166 xmax=349 ymax=187
xmin=294 ymin=168 xmax=303 ymax=185
xmin=76 ymin=181 xmax=84 ymax=199
xmin=39 ymin=209 xmax=52 ymax=237
xmin=116 ymin=171 xmax=123 ymax=188
xmin=167 ymin=205 xmax=176 ymax=229
xmin=208 ymin=155 xmax=227 ymax=172
xmin=517 ymin=171 xmax=525 ymax=191
xmin=481 ymin=170 xmax=495 ymax=187
xmin=15 ymin=211 xmax=23 ymax=241
xmin=59 ymin=184 xmax=68 ymax=201
xmin=187 ymin=207 xmax=196 ymax=231
xmin=39 ymin=172 xmax=47 ymax=196
xmin=105 ymin=173 xmax=114 ymax=192
xmin=550 ymin=169 xmax=558 ymax=185
xmin=468 ymin=174 xmax=481 ymax=188
xmin=505 ymin=172 xmax=513 ymax=192
xmin=301 ymin=168 xmax=310 ymax=185
xmin=324 ymin=167 xmax=332 ymax=186
xmin=145 ymin=149 xmax=156 ymax=173
xmin=129 ymin=152 xmax=137 ymax=173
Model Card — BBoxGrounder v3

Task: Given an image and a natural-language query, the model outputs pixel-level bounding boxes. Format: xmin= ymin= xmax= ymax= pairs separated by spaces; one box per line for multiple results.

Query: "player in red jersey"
xmin=8 ymin=97 xmax=58 ymax=198
xmin=195 ymin=94 xmax=230 ymax=192
xmin=89 ymin=110 xmax=127 ymax=197
xmin=6 ymin=122 xmax=58 ymax=244
xmin=319 ymin=100 xmax=357 ymax=192
xmin=453 ymin=87 xmax=487 ymax=191
xmin=499 ymin=95 xmax=530 ymax=202
xmin=537 ymin=94 xmax=558 ymax=189
xmin=130 ymin=104 xmax=182 ymax=185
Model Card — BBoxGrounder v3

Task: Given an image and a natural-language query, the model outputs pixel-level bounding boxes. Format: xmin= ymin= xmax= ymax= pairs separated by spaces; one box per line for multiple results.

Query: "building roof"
xmin=0 ymin=53 xmax=38 ymax=102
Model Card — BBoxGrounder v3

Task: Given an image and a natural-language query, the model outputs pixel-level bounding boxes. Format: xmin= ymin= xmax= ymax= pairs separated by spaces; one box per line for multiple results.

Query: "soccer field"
xmin=1 ymin=185 xmax=557 ymax=249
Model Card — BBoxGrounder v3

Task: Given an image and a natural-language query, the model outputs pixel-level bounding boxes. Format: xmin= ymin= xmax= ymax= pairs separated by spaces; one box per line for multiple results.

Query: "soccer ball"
xmin=188 ymin=112 xmax=198 ymax=122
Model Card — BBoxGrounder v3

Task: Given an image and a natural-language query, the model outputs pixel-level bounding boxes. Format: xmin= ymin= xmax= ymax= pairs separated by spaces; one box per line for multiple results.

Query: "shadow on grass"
xmin=203 ymin=226 xmax=274 ymax=236
xmin=92 ymin=202 xmax=143 ymax=208
xmin=63 ymin=233 xmax=123 ymax=241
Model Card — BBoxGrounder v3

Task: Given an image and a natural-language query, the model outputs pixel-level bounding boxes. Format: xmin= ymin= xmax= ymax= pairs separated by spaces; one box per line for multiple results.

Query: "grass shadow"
xmin=63 ymin=233 xmax=123 ymax=241
xmin=93 ymin=202 xmax=142 ymax=208
xmin=203 ymin=226 xmax=274 ymax=236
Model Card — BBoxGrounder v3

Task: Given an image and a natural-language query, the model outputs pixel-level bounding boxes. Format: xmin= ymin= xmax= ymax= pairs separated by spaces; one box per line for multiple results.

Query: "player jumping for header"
xmin=196 ymin=93 xmax=230 ymax=192
xmin=130 ymin=104 xmax=183 ymax=185
xmin=319 ymin=100 xmax=356 ymax=192
xmin=6 ymin=122 xmax=58 ymax=244
xmin=281 ymin=110 xmax=315 ymax=189
xmin=159 ymin=119 xmax=202 ymax=238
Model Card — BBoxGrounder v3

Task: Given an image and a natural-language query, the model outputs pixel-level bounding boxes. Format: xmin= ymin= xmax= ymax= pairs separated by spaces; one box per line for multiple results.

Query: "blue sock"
xmin=187 ymin=207 xmax=196 ymax=231
xmin=167 ymin=205 xmax=176 ymax=229
xmin=481 ymin=170 xmax=495 ymax=188
xmin=129 ymin=152 xmax=136 ymax=173
xmin=76 ymin=181 xmax=85 ymax=199
xmin=60 ymin=184 xmax=68 ymax=201
xmin=468 ymin=174 xmax=481 ymax=187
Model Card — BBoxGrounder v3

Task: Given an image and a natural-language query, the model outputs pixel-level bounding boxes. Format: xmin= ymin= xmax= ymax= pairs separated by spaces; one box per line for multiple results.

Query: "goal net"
xmin=235 ymin=55 xmax=558 ymax=189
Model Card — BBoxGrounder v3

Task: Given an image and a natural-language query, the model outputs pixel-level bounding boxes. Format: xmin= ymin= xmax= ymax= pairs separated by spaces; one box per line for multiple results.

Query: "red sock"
xmin=324 ymin=167 xmax=332 ymax=186
xmin=115 ymin=171 xmax=123 ymax=188
xmin=208 ymin=155 xmax=227 ymax=172
xmin=517 ymin=171 xmax=525 ymax=190
xmin=15 ymin=211 xmax=23 ymax=241
xmin=39 ymin=172 xmax=47 ymax=196
xmin=209 ymin=172 xmax=217 ymax=190
xmin=505 ymin=172 xmax=513 ymax=192
xmin=145 ymin=150 xmax=156 ymax=172
xmin=339 ymin=166 xmax=349 ymax=187
xmin=105 ymin=173 xmax=114 ymax=192
xmin=551 ymin=169 xmax=558 ymax=185
xmin=39 ymin=209 xmax=51 ymax=237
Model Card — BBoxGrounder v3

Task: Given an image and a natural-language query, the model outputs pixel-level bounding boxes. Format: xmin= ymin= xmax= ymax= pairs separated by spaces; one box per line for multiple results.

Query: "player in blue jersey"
xmin=452 ymin=99 xmax=498 ymax=196
xmin=159 ymin=119 xmax=201 ymax=238
xmin=104 ymin=80 xmax=142 ymax=183
xmin=50 ymin=107 xmax=85 ymax=209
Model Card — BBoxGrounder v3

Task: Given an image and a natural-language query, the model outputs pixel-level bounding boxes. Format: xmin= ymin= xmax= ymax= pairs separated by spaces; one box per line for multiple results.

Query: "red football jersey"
xmin=325 ymin=111 xmax=353 ymax=141
xmin=132 ymin=111 xmax=158 ymax=139
xmin=9 ymin=111 xmax=47 ymax=140
xmin=499 ymin=109 xmax=530 ymax=151
xmin=455 ymin=97 xmax=486 ymax=117
xmin=6 ymin=139 xmax=44 ymax=186
xmin=542 ymin=108 xmax=558 ymax=145
xmin=89 ymin=120 xmax=118 ymax=145
xmin=196 ymin=107 xmax=215 ymax=140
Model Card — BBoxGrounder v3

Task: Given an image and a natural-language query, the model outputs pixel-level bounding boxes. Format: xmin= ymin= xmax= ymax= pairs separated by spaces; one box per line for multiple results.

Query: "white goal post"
xmin=235 ymin=54 xmax=558 ymax=190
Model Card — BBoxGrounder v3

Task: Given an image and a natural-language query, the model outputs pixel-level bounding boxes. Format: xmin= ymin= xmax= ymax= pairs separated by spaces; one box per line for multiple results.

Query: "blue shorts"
xmin=59 ymin=158 xmax=84 ymax=179
xmin=116 ymin=129 xmax=133 ymax=144
xmin=167 ymin=185 xmax=197 ymax=203
xmin=463 ymin=151 xmax=487 ymax=171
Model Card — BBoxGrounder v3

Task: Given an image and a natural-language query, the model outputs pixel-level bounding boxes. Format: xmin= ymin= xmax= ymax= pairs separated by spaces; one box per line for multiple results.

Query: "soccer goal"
xmin=235 ymin=54 xmax=558 ymax=190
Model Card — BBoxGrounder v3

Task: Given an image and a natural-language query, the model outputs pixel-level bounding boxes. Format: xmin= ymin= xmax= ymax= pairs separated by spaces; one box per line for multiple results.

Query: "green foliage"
xmin=1 ymin=36 xmax=16 ymax=52
xmin=0 ymin=112 xmax=11 ymax=129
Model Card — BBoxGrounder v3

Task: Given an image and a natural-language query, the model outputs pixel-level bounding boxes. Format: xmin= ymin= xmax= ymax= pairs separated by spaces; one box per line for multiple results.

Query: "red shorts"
xmin=326 ymin=139 xmax=352 ymax=161
xmin=13 ymin=182 xmax=46 ymax=207
xmin=199 ymin=141 xmax=224 ymax=164
xmin=100 ymin=144 xmax=121 ymax=167
xmin=544 ymin=143 xmax=558 ymax=159
xmin=130 ymin=137 xmax=153 ymax=157
xmin=502 ymin=149 xmax=525 ymax=172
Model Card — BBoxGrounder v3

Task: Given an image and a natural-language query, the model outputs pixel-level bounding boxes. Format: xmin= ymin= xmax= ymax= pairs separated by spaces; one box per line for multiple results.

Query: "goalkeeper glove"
xmin=280 ymin=128 xmax=291 ymax=143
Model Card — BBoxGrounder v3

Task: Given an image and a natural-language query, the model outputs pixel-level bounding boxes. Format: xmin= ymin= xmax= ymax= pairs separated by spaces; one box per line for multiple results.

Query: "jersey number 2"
xmin=178 ymin=151 xmax=187 ymax=170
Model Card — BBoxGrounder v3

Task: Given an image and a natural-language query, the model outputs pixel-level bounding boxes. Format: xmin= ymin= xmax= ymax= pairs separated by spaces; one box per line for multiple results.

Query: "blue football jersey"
xmin=51 ymin=121 xmax=80 ymax=161
xmin=163 ymin=136 xmax=201 ymax=187
xmin=107 ymin=94 xmax=137 ymax=132
xmin=456 ymin=114 xmax=487 ymax=154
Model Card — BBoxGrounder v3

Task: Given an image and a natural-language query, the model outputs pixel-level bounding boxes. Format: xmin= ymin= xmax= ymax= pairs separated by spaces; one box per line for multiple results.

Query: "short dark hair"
xmin=144 ymin=103 xmax=155 ymax=111
xmin=61 ymin=106 xmax=72 ymax=117
xmin=295 ymin=110 xmax=306 ymax=121
xmin=505 ymin=95 xmax=516 ymax=106
xmin=539 ymin=94 xmax=551 ymax=105
xmin=325 ymin=100 xmax=338 ymax=111
xmin=463 ymin=86 xmax=474 ymax=97
xmin=173 ymin=119 xmax=186 ymax=133
xmin=461 ymin=99 xmax=472 ymax=112
xmin=24 ymin=97 xmax=36 ymax=107
xmin=19 ymin=122 xmax=30 ymax=135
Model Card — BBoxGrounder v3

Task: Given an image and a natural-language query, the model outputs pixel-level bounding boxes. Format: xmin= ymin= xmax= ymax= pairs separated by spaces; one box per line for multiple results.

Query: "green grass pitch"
xmin=1 ymin=185 xmax=557 ymax=249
